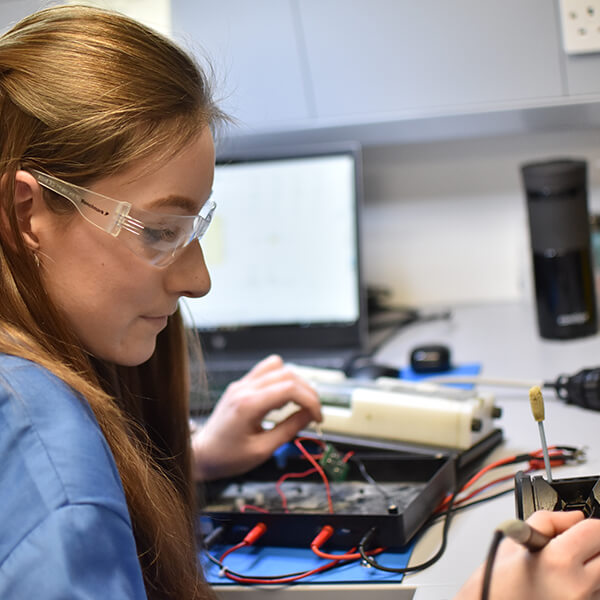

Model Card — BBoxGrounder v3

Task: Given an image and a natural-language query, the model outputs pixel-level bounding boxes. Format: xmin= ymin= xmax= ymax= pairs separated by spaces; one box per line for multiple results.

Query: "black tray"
xmin=200 ymin=443 xmax=455 ymax=549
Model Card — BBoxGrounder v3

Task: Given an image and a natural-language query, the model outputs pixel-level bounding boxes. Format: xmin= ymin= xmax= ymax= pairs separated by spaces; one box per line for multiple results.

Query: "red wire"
xmin=219 ymin=523 xmax=268 ymax=562
xmin=447 ymin=469 xmax=534 ymax=511
xmin=220 ymin=539 xmax=386 ymax=583
xmin=436 ymin=447 xmax=570 ymax=512
xmin=310 ymin=544 xmax=386 ymax=561
xmin=308 ymin=524 xmax=386 ymax=561
xmin=217 ymin=521 xmax=357 ymax=584
xmin=221 ymin=549 xmax=358 ymax=584
xmin=275 ymin=467 xmax=318 ymax=513
xmin=274 ymin=440 xmax=353 ymax=513
xmin=271 ymin=440 xmax=359 ymax=516
xmin=274 ymin=438 xmax=325 ymax=512
xmin=219 ymin=540 xmax=248 ymax=562
xmin=220 ymin=538 xmax=371 ymax=585
xmin=457 ymin=472 xmax=522 ymax=503
xmin=294 ymin=438 xmax=334 ymax=513
xmin=240 ymin=504 xmax=270 ymax=514
xmin=528 ymin=457 xmax=568 ymax=470
xmin=221 ymin=558 xmax=345 ymax=584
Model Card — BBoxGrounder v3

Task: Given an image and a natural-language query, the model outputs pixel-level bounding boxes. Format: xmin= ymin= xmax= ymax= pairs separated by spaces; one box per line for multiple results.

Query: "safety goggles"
xmin=30 ymin=169 xmax=215 ymax=267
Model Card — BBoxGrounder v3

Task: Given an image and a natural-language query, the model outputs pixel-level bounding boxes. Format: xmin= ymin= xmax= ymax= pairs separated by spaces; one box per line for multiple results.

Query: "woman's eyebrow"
xmin=146 ymin=194 xmax=201 ymax=212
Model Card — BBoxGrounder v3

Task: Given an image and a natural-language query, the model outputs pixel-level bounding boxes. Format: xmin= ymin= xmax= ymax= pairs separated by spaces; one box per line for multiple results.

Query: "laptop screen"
xmin=180 ymin=143 xmax=366 ymax=354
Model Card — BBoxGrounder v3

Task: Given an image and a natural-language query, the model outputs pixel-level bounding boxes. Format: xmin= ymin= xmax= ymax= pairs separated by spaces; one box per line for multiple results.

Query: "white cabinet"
xmin=297 ymin=0 xmax=563 ymax=122
xmin=172 ymin=0 xmax=586 ymax=147
xmin=171 ymin=0 xmax=312 ymax=130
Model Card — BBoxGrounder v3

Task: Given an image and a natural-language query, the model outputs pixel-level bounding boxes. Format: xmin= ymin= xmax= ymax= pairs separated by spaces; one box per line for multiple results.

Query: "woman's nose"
xmin=165 ymin=240 xmax=211 ymax=299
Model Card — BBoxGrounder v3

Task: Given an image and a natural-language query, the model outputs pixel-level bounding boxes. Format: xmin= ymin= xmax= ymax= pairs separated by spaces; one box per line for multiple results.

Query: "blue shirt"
xmin=0 ymin=354 xmax=147 ymax=598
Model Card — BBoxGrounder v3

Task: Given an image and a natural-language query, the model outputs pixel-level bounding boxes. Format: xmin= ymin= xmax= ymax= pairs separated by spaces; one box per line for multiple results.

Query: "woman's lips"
xmin=141 ymin=315 xmax=168 ymax=327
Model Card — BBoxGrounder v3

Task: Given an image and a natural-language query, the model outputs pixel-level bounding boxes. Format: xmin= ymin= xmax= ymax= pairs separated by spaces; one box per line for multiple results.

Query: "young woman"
xmin=2 ymin=5 xmax=600 ymax=600
xmin=0 ymin=5 xmax=320 ymax=599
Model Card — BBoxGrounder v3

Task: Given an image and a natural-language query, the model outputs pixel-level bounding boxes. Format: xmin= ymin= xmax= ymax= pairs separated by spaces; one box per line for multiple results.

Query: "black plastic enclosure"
xmin=200 ymin=448 xmax=455 ymax=549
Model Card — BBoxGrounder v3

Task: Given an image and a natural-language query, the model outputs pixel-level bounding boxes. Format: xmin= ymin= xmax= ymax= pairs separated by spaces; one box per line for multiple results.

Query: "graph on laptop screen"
xmin=180 ymin=144 xmax=364 ymax=354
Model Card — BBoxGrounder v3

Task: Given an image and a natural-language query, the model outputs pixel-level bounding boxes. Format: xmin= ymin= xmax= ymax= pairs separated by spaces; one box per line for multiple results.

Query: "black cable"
xmin=202 ymin=547 xmax=354 ymax=582
xmin=201 ymin=523 xmax=354 ymax=582
xmin=481 ymin=530 xmax=504 ymax=600
xmin=351 ymin=456 xmax=393 ymax=500
xmin=449 ymin=487 xmax=514 ymax=512
xmin=424 ymin=486 xmax=515 ymax=529
xmin=366 ymin=304 xmax=452 ymax=353
xmin=357 ymin=487 xmax=458 ymax=574
xmin=201 ymin=525 xmax=225 ymax=549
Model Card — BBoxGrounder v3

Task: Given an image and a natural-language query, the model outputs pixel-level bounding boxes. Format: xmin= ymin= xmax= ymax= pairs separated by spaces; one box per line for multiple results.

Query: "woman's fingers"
xmin=242 ymin=354 xmax=285 ymax=380
xmin=234 ymin=357 xmax=322 ymax=423
xmin=258 ymin=409 xmax=316 ymax=454
xmin=526 ymin=510 xmax=585 ymax=538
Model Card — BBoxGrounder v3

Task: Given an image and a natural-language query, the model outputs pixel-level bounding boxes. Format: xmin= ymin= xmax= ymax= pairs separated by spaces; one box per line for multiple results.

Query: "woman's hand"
xmin=192 ymin=354 xmax=322 ymax=481
xmin=455 ymin=510 xmax=600 ymax=600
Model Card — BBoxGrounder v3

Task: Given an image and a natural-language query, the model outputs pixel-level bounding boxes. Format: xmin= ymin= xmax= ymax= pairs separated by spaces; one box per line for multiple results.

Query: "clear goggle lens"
xmin=30 ymin=169 xmax=215 ymax=267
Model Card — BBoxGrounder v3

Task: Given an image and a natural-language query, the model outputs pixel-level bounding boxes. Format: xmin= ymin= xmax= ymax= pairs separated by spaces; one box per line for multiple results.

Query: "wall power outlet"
xmin=559 ymin=0 xmax=600 ymax=54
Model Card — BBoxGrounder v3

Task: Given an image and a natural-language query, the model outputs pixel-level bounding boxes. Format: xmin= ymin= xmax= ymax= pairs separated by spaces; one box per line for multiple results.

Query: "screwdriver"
xmin=529 ymin=385 xmax=552 ymax=482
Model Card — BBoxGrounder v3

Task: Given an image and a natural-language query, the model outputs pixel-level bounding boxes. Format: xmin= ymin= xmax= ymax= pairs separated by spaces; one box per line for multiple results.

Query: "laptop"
xmin=180 ymin=142 xmax=368 ymax=408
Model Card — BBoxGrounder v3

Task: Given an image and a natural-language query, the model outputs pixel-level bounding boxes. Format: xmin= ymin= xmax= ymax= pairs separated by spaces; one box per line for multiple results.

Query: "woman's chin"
xmin=97 ymin=338 xmax=158 ymax=367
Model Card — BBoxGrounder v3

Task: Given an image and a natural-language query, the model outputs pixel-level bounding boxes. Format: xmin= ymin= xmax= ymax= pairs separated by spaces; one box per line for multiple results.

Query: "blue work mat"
xmin=201 ymin=542 xmax=415 ymax=585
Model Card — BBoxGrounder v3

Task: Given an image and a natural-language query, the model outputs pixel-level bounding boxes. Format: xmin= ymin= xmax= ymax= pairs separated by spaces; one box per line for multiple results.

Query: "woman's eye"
xmin=142 ymin=225 xmax=179 ymax=244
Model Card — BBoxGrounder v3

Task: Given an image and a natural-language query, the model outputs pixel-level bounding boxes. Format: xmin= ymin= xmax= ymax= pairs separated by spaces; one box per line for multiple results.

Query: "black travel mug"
xmin=521 ymin=159 xmax=597 ymax=340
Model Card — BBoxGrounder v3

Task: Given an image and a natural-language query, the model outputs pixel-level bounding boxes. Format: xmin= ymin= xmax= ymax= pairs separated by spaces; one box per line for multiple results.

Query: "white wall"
xmin=361 ymin=127 xmax=600 ymax=308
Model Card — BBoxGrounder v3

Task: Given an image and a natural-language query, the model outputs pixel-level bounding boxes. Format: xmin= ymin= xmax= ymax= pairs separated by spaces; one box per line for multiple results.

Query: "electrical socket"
xmin=559 ymin=0 xmax=600 ymax=54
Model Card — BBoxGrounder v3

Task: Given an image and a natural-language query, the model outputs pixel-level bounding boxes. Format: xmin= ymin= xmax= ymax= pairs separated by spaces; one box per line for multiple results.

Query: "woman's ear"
xmin=13 ymin=170 xmax=45 ymax=251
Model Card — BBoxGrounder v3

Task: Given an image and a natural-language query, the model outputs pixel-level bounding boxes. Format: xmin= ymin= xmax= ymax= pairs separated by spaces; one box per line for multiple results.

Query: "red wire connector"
xmin=219 ymin=522 xmax=268 ymax=563
xmin=311 ymin=525 xmax=335 ymax=548
xmin=310 ymin=525 xmax=385 ymax=561
xmin=217 ymin=522 xmax=350 ymax=585
xmin=243 ymin=522 xmax=268 ymax=545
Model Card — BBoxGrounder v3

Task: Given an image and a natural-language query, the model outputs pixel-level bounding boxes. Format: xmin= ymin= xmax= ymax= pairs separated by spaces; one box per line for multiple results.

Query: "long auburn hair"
xmin=0 ymin=5 xmax=226 ymax=599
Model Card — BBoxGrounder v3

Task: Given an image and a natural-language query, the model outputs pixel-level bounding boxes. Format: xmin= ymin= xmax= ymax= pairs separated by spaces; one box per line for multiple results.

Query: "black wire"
xmin=449 ymin=486 xmax=514 ymax=512
xmin=367 ymin=308 xmax=452 ymax=351
xmin=202 ymin=548 xmax=354 ymax=582
xmin=481 ymin=530 xmax=504 ymax=600
xmin=201 ymin=526 xmax=225 ymax=549
xmin=357 ymin=487 xmax=458 ymax=574
xmin=201 ymin=523 xmax=355 ymax=582
xmin=351 ymin=456 xmax=393 ymax=500
xmin=424 ymin=486 xmax=515 ymax=529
